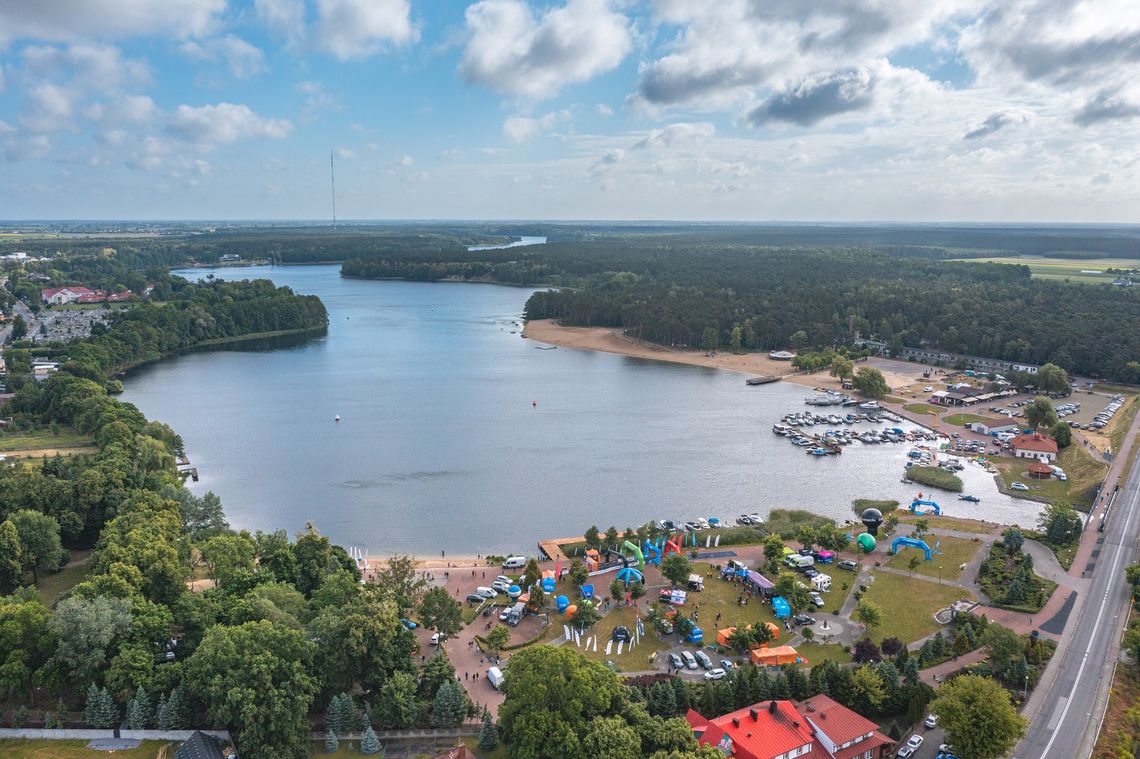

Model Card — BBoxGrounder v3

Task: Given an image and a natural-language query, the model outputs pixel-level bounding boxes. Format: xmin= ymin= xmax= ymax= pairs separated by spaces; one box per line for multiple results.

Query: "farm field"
xmin=952 ymin=256 xmax=1139 ymax=283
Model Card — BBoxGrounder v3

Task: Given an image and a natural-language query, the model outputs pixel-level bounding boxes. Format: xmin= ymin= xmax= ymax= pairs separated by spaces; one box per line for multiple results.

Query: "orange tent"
xmin=716 ymin=627 xmax=736 ymax=647
xmin=749 ymin=645 xmax=807 ymax=667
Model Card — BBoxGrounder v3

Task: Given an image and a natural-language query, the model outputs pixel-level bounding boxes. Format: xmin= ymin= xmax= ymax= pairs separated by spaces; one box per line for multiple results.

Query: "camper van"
xmin=786 ymin=554 xmax=815 ymax=569
xmin=507 ymin=601 xmax=526 ymax=626
xmin=502 ymin=556 xmax=527 ymax=570
xmin=810 ymin=574 xmax=832 ymax=592
xmin=727 ymin=559 xmax=749 ymax=573
xmin=687 ymin=574 xmax=705 ymax=591
xmin=486 ymin=666 xmax=505 ymax=690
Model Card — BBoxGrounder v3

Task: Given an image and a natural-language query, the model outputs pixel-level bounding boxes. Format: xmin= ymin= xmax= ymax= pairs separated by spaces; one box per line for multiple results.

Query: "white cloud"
xmin=255 ymin=0 xmax=306 ymax=45
xmin=167 ymin=103 xmax=292 ymax=146
xmin=594 ymin=103 xmax=614 ymax=118
xmin=180 ymin=36 xmax=266 ymax=79
xmin=20 ymin=44 xmax=151 ymax=95
xmin=437 ymin=149 xmax=465 ymax=161
xmin=336 ymin=148 xmax=357 ymax=159
xmin=633 ymin=122 xmax=715 ymax=150
xmin=20 ymin=84 xmax=75 ymax=132
xmin=461 ymin=0 xmax=632 ymax=100
xmin=588 ymin=147 xmax=624 ymax=174
xmin=315 ymin=0 xmax=418 ymax=60
xmin=0 ymin=0 xmax=224 ymax=44
xmin=502 ymin=110 xmax=570 ymax=143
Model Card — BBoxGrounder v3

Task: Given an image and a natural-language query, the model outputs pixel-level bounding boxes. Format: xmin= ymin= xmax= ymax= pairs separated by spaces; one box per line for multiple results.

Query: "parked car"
xmin=694 ymin=650 xmax=713 ymax=669
xmin=721 ymin=659 xmax=735 ymax=670
xmin=491 ymin=580 xmax=512 ymax=593
xmin=466 ymin=593 xmax=486 ymax=603
xmin=896 ymin=747 xmax=915 ymax=759
xmin=837 ymin=560 xmax=858 ymax=571
xmin=793 ymin=614 xmax=816 ymax=626
xmin=810 ymin=592 xmax=825 ymax=608
xmin=475 ymin=586 xmax=498 ymax=599
xmin=681 ymin=651 xmax=698 ymax=670
xmin=703 ymin=668 xmax=727 ymax=681
xmin=668 ymin=653 xmax=684 ymax=670
xmin=499 ymin=608 xmax=512 ymax=622
xmin=1010 ymin=481 xmax=1029 ymax=491
xmin=924 ymin=714 xmax=939 ymax=728
xmin=494 ymin=575 xmax=513 ymax=585
xmin=400 ymin=617 xmax=417 ymax=630
xmin=907 ymin=735 xmax=925 ymax=750
xmin=430 ymin=632 xmax=447 ymax=645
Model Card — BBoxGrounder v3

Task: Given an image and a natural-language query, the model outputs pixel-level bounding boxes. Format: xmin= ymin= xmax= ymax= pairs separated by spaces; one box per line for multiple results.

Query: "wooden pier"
xmin=746 ymin=375 xmax=781 ymax=386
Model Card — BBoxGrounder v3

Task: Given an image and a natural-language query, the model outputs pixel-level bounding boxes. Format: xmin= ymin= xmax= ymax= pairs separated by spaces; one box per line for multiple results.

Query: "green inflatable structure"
xmin=621 ymin=541 xmax=645 ymax=571
xmin=856 ymin=533 xmax=877 ymax=553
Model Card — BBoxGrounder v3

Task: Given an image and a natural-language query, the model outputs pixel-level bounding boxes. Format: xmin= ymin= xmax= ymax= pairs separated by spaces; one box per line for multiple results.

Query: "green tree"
xmin=9 ymin=509 xmax=64 ymax=583
xmin=1050 ymin=421 xmax=1072 ymax=448
xmin=912 ymin=518 xmax=930 ymax=539
xmin=604 ymin=525 xmax=620 ymax=548
xmin=125 ymin=685 xmax=152 ymax=729
xmin=930 ymin=674 xmax=1027 ymax=759
xmin=774 ymin=574 xmax=810 ymax=610
xmin=431 ymin=678 xmax=467 ymax=727
xmin=479 ymin=711 xmax=500 ymax=751
xmin=499 ymin=646 xmax=624 ymax=759
xmin=371 ymin=553 xmax=426 ymax=610
xmin=849 ymin=666 xmax=887 ymax=715
xmin=1037 ymin=502 xmax=1082 ymax=545
xmin=200 ymin=533 xmax=256 ymax=589
xmin=763 ymin=534 xmax=785 ymax=573
xmin=584 ymin=525 xmax=601 ymax=550
xmin=360 ymin=725 xmax=381 ymax=756
xmin=324 ymin=731 xmax=338 ymax=754
xmin=701 ymin=326 xmax=719 ymax=352
xmin=583 ymin=715 xmax=641 ymax=758
xmin=1002 ymin=527 xmax=1024 ymax=554
xmin=377 ymin=670 xmax=417 ymax=729
xmin=184 ymin=620 xmax=318 ymax=759
xmin=730 ymin=324 xmax=743 ymax=353
xmin=982 ymin=624 xmax=1023 ymax=676
xmin=571 ymin=601 xmax=601 ymax=631
xmin=661 ymin=555 xmax=692 ymax=587
xmin=84 ymin=684 xmax=116 ymax=728
xmin=853 ymin=367 xmax=890 ymax=399
xmin=610 ymin=577 xmax=626 ymax=602
xmin=907 ymin=555 xmax=921 ymax=575
xmin=569 ymin=559 xmax=589 ymax=587
xmin=788 ymin=330 xmax=808 ymax=350
xmin=486 ymin=624 xmax=511 ymax=654
xmin=829 ymin=356 xmax=855 ymax=382
xmin=855 ymin=599 xmax=883 ymax=633
xmin=1035 ymin=363 xmax=1069 ymax=394
xmin=0 ymin=521 xmax=25 ymax=594
xmin=418 ymin=586 xmax=463 ymax=640
xmin=1024 ymin=396 xmax=1058 ymax=430
xmin=308 ymin=588 xmax=417 ymax=695
xmin=47 ymin=595 xmax=132 ymax=685
xmin=417 ymin=653 xmax=456 ymax=700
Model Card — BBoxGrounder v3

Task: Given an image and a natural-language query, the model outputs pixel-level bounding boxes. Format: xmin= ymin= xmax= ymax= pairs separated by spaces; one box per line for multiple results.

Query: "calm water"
xmin=120 ymin=265 xmax=1039 ymax=555
xmin=467 ymin=236 xmax=547 ymax=251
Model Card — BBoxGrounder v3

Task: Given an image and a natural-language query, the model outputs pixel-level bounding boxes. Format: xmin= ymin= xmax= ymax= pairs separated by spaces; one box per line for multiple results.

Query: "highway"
xmin=1015 ymin=445 xmax=1140 ymax=758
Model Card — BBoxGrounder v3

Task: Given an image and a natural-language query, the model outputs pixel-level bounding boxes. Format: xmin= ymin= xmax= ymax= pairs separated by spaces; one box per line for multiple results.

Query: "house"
xmin=1010 ymin=432 xmax=1059 ymax=462
xmin=687 ymin=697 xmax=893 ymax=759
xmin=174 ymin=731 xmax=231 ymax=759
xmin=41 ymin=286 xmax=96 ymax=304
xmin=797 ymin=694 xmax=895 ymax=759
xmin=1028 ymin=461 xmax=1053 ymax=480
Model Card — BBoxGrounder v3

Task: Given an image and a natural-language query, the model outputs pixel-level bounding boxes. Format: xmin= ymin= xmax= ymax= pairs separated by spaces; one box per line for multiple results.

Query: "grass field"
xmin=952 ymin=256 xmax=1140 ymax=283
xmin=896 ymin=513 xmax=999 ymax=534
xmin=993 ymin=444 xmax=1107 ymax=509
xmin=885 ymin=534 xmax=982 ymax=581
xmin=0 ymin=427 xmax=93 ymax=452
xmin=575 ymin=605 xmax=668 ymax=672
xmin=904 ymin=403 xmax=942 ymax=416
xmin=942 ymin=413 xmax=993 ymax=427
xmin=35 ymin=551 xmax=91 ymax=604
xmin=795 ymin=642 xmax=853 ymax=667
xmin=862 ymin=572 xmax=971 ymax=644
xmin=0 ymin=740 xmax=170 ymax=758
xmin=905 ymin=465 xmax=964 ymax=492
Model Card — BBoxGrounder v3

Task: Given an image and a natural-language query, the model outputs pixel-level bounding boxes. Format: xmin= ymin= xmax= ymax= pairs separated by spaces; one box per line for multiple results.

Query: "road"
xmin=1014 ymin=443 xmax=1140 ymax=758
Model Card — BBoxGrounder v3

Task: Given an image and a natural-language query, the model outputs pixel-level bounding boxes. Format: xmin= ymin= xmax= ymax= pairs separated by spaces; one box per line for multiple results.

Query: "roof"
xmin=174 ymin=732 xmax=225 ymax=759
xmin=697 ymin=701 xmax=814 ymax=759
xmin=797 ymin=694 xmax=881 ymax=746
xmin=1010 ymin=432 xmax=1058 ymax=453
xmin=1028 ymin=461 xmax=1053 ymax=474
xmin=685 ymin=707 xmax=709 ymax=730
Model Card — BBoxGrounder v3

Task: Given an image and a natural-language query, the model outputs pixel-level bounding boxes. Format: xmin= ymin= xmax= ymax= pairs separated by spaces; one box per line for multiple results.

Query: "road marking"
xmin=1047 ymin=697 xmax=1068 ymax=730
xmin=1040 ymin=473 xmax=1140 ymax=757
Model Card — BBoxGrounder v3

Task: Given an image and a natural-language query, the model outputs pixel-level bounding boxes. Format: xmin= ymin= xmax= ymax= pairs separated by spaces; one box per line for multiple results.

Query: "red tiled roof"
xmin=1028 ymin=461 xmax=1053 ymax=474
xmin=1010 ymin=432 xmax=1058 ymax=453
xmin=796 ymin=695 xmax=894 ymax=759
xmin=685 ymin=708 xmax=708 ymax=730
xmin=697 ymin=701 xmax=814 ymax=759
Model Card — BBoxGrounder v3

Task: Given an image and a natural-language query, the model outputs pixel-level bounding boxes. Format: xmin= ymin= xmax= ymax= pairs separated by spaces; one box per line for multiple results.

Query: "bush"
xmin=905 ymin=466 xmax=963 ymax=492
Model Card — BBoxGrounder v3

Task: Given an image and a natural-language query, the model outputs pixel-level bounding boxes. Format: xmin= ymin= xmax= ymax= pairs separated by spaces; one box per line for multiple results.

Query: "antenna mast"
xmin=330 ymin=150 xmax=337 ymax=229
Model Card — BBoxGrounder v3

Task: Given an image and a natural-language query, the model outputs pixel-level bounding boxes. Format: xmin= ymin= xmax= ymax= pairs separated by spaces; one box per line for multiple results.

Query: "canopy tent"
xmin=746 ymin=570 xmax=775 ymax=595
xmin=772 ymin=596 xmax=791 ymax=619
xmin=750 ymin=645 xmax=807 ymax=667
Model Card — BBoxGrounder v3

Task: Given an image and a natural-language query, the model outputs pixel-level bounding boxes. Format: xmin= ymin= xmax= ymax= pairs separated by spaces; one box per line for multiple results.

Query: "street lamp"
xmin=1023 ymin=673 xmax=1029 ymax=701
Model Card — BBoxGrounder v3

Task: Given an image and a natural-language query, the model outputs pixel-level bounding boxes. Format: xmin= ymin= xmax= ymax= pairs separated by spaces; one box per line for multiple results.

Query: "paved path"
xmin=918 ymin=648 xmax=988 ymax=687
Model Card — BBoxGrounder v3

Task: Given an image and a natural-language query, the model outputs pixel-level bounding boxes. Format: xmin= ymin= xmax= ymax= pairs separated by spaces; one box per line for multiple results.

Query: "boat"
xmin=334 ymin=415 xmax=341 ymax=422
xmin=859 ymin=401 xmax=880 ymax=410
xmin=959 ymin=495 xmax=980 ymax=502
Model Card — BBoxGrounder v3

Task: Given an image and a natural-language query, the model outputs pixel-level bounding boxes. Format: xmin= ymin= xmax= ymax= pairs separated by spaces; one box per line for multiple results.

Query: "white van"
xmin=486 ymin=666 xmax=505 ymax=690
xmin=475 ymin=586 xmax=497 ymax=599
xmin=502 ymin=556 xmax=527 ymax=570
xmin=681 ymin=651 xmax=698 ymax=670
xmin=788 ymin=555 xmax=814 ymax=569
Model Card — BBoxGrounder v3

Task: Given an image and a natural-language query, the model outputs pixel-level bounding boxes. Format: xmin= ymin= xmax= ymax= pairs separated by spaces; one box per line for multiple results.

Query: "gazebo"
xmin=1027 ymin=461 xmax=1053 ymax=480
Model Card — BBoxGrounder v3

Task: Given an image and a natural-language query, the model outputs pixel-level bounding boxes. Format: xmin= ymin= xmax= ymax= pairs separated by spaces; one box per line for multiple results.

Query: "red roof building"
xmin=688 ymin=696 xmax=893 ymax=759
xmin=1010 ymin=432 xmax=1059 ymax=462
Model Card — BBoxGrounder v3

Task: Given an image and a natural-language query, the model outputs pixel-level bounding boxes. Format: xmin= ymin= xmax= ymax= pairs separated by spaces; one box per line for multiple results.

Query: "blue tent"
xmin=686 ymin=626 xmax=703 ymax=644
xmin=541 ymin=577 xmax=556 ymax=593
xmin=772 ymin=596 xmax=791 ymax=619
xmin=580 ymin=584 xmax=595 ymax=600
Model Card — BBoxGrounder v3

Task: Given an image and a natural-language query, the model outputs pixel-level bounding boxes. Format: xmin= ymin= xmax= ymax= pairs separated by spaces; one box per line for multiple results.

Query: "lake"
xmin=466 ymin=235 xmax=547 ymax=251
xmin=120 ymin=265 xmax=1039 ymax=556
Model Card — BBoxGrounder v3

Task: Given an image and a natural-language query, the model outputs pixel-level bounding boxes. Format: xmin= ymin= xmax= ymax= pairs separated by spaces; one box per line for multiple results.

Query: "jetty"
xmin=745 ymin=375 xmax=780 ymax=386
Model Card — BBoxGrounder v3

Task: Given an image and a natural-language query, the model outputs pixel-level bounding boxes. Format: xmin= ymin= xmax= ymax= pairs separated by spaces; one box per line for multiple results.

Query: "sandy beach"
xmin=524 ymin=319 xmax=933 ymax=392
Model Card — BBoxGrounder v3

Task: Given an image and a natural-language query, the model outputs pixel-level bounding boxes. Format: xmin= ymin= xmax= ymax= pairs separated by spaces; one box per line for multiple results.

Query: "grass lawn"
xmin=575 ymin=605 xmax=668 ymax=672
xmin=1092 ymin=612 xmax=1140 ymax=759
xmin=0 ymin=427 xmax=93 ymax=452
xmin=35 ymin=551 xmax=91 ymax=605
xmin=992 ymin=444 xmax=1107 ymax=509
xmin=795 ymin=642 xmax=853 ymax=667
xmin=885 ymin=534 xmax=982 ymax=581
xmin=688 ymin=563 xmax=781 ymax=633
xmin=896 ymin=512 xmax=999 ymax=534
xmin=904 ymin=403 xmax=942 ymax=416
xmin=1109 ymin=394 xmax=1140 ymax=457
xmin=0 ymin=740 xmax=170 ymax=758
xmin=862 ymin=572 xmax=972 ymax=644
xmin=942 ymin=413 xmax=993 ymax=427
xmin=950 ymin=256 xmax=1140 ymax=284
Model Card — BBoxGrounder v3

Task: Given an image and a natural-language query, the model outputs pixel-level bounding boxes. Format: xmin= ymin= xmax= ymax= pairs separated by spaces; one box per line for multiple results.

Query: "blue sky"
xmin=1 ymin=0 xmax=1139 ymax=221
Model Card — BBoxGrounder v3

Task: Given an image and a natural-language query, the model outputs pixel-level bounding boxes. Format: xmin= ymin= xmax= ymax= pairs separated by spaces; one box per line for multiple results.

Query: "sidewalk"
xmin=918 ymin=649 xmax=988 ymax=687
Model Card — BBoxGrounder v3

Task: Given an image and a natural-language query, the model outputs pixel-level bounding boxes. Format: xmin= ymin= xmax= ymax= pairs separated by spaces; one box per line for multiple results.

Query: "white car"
xmin=925 ymin=713 xmax=939 ymax=728
xmin=810 ymin=592 xmax=825 ymax=608
xmin=491 ymin=580 xmax=512 ymax=593
xmin=430 ymin=632 xmax=447 ymax=645
xmin=1010 ymin=481 xmax=1029 ymax=491
xmin=907 ymin=735 xmax=924 ymax=750
xmin=495 ymin=575 xmax=513 ymax=585
xmin=923 ymin=386 xmax=933 ymax=392
xmin=703 ymin=668 xmax=727 ymax=681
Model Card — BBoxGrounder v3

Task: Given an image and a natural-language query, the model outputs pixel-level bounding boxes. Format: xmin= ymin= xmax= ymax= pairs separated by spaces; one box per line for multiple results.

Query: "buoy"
xmin=334 ymin=415 xmax=341 ymax=422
